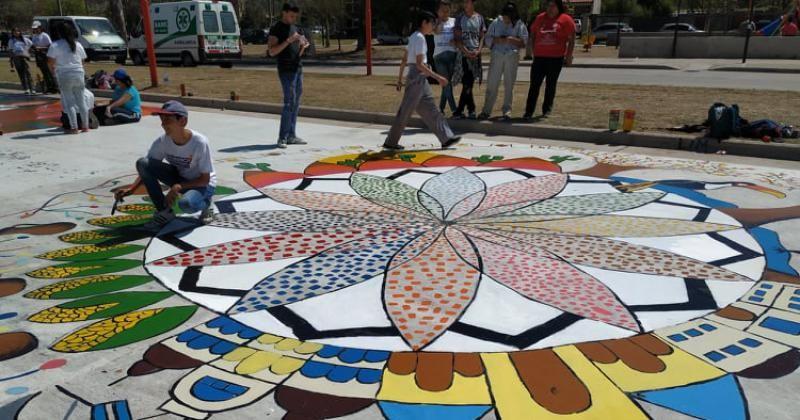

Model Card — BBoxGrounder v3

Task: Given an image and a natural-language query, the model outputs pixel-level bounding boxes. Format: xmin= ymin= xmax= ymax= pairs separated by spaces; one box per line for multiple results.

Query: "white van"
xmin=32 ymin=16 xmax=127 ymax=63
xmin=128 ymin=0 xmax=242 ymax=67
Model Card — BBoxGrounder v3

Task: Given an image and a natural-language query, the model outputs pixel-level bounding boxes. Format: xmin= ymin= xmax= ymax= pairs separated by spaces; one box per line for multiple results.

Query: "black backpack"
xmin=706 ymin=103 xmax=741 ymax=139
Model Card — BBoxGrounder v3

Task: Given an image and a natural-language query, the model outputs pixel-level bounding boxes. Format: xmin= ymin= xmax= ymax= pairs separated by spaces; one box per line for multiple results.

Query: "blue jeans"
xmin=434 ymin=51 xmax=457 ymax=114
xmin=278 ymin=68 xmax=303 ymax=141
xmin=136 ymin=158 xmax=214 ymax=212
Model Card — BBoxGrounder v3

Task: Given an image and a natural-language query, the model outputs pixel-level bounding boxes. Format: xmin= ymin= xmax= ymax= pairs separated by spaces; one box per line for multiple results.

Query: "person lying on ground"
xmin=114 ymin=101 xmax=216 ymax=231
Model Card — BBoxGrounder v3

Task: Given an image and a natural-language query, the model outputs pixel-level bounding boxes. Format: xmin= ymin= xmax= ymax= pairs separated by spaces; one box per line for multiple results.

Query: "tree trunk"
xmin=110 ymin=0 xmax=128 ymax=40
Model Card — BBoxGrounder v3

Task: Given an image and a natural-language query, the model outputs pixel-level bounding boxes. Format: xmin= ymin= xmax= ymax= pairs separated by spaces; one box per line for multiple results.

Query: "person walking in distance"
xmin=452 ymin=0 xmax=486 ymax=119
xmin=8 ymin=28 xmax=34 ymax=95
xmin=31 ymin=22 xmax=57 ymax=94
xmin=524 ymin=0 xmax=576 ymax=119
xmin=268 ymin=2 xmax=309 ymax=149
xmin=478 ymin=2 xmax=528 ymax=121
xmin=47 ymin=23 xmax=89 ymax=134
xmin=383 ymin=11 xmax=461 ymax=151
xmin=433 ymin=1 xmax=458 ymax=116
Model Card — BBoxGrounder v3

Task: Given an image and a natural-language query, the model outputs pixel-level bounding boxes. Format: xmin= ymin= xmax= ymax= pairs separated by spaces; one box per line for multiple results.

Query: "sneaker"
xmin=467 ymin=112 xmax=477 ymax=120
xmin=382 ymin=143 xmax=405 ymax=151
xmin=477 ymin=112 xmax=490 ymax=120
xmin=523 ymin=113 xmax=533 ymax=121
xmin=287 ymin=136 xmax=307 ymax=145
xmin=442 ymin=136 xmax=461 ymax=149
xmin=501 ymin=112 xmax=512 ymax=121
xmin=452 ymin=112 xmax=465 ymax=120
xmin=142 ymin=209 xmax=175 ymax=231
xmin=541 ymin=112 xmax=551 ymax=119
xmin=200 ymin=206 xmax=214 ymax=225
xmin=277 ymin=138 xmax=288 ymax=149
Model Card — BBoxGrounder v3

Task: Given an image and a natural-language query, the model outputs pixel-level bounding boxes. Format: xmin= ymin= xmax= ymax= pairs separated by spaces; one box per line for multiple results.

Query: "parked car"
xmin=574 ymin=18 xmax=582 ymax=34
xmin=242 ymin=28 xmax=269 ymax=45
xmin=33 ymin=16 xmax=127 ymax=63
xmin=376 ymin=31 xmax=407 ymax=45
xmin=660 ymin=23 xmax=704 ymax=32
xmin=592 ymin=22 xmax=633 ymax=42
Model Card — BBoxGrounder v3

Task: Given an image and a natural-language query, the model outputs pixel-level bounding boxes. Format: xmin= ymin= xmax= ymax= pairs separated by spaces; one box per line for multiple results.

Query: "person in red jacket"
xmin=524 ymin=0 xmax=576 ymax=119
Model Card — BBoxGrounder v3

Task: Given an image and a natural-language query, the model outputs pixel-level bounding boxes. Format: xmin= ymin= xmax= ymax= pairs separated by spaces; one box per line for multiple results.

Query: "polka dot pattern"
xmin=485 ymin=215 xmax=739 ymax=237
xmin=419 ymin=167 xmax=486 ymax=220
xmin=350 ymin=173 xmax=432 ymax=217
xmin=507 ymin=191 xmax=665 ymax=217
xmin=468 ymin=174 xmax=568 ymax=219
xmin=211 ymin=210 xmax=419 ymax=233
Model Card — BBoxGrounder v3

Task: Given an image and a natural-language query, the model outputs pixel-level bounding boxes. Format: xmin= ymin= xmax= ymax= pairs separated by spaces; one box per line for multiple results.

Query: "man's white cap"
xmin=32 ymin=22 xmax=42 ymax=29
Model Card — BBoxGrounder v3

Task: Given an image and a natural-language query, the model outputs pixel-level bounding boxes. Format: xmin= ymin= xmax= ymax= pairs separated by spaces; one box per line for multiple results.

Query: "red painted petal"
xmin=422 ymin=155 xmax=477 ymax=167
xmin=304 ymin=162 xmax=357 ymax=176
xmin=481 ymin=157 xmax=562 ymax=173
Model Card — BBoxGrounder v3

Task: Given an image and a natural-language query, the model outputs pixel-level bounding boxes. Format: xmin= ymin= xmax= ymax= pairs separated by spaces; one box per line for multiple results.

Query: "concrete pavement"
xmin=0 ymin=97 xmax=799 ymax=419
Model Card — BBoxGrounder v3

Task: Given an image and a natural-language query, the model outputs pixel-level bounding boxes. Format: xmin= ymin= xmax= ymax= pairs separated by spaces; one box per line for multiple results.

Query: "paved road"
xmin=235 ymin=63 xmax=800 ymax=92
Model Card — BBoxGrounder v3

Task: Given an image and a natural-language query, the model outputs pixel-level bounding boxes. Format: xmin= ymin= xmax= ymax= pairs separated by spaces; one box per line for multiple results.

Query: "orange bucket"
xmin=622 ymin=109 xmax=636 ymax=132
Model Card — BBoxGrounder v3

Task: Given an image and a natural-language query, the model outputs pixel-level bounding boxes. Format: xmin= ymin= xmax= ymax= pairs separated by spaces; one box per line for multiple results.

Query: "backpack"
xmin=706 ymin=103 xmax=740 ymax=139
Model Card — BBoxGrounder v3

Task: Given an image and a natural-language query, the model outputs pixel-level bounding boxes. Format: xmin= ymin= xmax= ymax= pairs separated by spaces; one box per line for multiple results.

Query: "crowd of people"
xmin=7 ymin=22 xmax=142 ymax=134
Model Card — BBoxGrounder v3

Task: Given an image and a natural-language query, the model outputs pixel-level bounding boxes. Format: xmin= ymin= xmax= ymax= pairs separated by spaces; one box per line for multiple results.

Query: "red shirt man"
xmin=530 ymin=12 xmax=576 ymax=58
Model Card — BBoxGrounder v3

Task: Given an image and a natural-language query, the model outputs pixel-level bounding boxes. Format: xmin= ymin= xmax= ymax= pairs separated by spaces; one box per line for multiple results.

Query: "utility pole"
xmin=57 ymin=0 xmax=64 ymax=16
xmin=671 ymin=0 xmax=681 ymax=58
xmin=365 ymin=0 xmax=372 ymax=75
xmin=742 ymin=0 xmax=755 ymax=63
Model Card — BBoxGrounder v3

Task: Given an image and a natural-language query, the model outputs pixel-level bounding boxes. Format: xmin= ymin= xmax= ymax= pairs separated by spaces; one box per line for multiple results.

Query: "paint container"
xmin=622 ymin=109 xmax=636 ymax=132
xmin=608 ymin=110 xmax=620 ymax=131
xmin=180 ymin=84 xmax=186 ymax=97
xmin=230 ymin=91 xmax=239 ymax=101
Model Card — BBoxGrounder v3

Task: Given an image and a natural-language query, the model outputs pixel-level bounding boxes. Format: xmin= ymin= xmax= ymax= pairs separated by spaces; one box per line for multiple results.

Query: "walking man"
xmin=268 ymin=2 xmax=309 ymax=149
xmin=453 ymin=0 xmax=486 ymax=119
xmin=32 ymin=22 xmax=57 ymax=93
xmin=114 ymin=101 xmax=216 ymax=231
xmin=478 ymin=2 xmax=528 ymax=120
xmin=383 ymin=11 xmax=461 ymax=151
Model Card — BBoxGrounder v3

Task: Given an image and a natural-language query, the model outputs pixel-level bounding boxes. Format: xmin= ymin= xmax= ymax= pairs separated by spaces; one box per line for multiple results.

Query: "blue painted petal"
xmin=209 ymin=340 xmax=238 ymax=355
xmin=176 ymin=329 xmax=202 ymax=343
xmin=364 ymin=350 xmax=391 ymax=363
xmin=238 ymin=327 xmax=262 ymax=340
xmin=300 ymin=360 xmax=334 ymax=379
xmin=749 ymin=227 xmax=798 ymax=276
xmin=356 ymin=368 xmax=383 ymax=384
xmin=317 ymin=345 xmax=344 ymax=359
xmin=339 ymin=348 xmax=367 ymax=364
xmin=634 ymin=375 xmax=746 ymax=420
xmin=190 ymin=376 xmax=249 ymax=402
xmin=187 ymin=334 xmax=218 ymax=350
xmin=611 ymin=176 xmax=737 ymax=208
xmin=327 ymin=365 xmax=359 ymax=383
xmin=379 ymin=402 xmax=492 ymax=420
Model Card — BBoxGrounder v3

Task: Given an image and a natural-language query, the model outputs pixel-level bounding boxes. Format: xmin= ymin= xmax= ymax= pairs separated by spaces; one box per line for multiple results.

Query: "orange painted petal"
xmin=304 ymin=162 xmax=356 ymax=176
xmin=422 ymin=155 xmax=477 ymax=167
xmin=481 ymin=157 xmax=562 ymax=173
xmin=359 ymin=160 xmax=421 ymax=171
xmin=244 ymin=171 xmax=304 ymax=189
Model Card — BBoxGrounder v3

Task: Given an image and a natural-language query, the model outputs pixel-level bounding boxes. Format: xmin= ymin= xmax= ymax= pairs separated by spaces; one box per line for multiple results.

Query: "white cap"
xmin=32 ymin=22 xmax=41 ymax=29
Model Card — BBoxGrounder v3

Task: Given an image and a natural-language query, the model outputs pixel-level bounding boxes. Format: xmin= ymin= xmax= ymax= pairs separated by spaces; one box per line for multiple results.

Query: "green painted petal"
xmin=350 ymin=173 xmax=431 ymax=216
xmin=36 ymin=244 xmax=145 ymax=262
xmin=214 ymin=186 xmax=238 ymax=195
xmin=59 ymin=229 xmax=125 ymax=245
xmin=28 ymin=291 xmax=173 ymax=323
xmin=116 ymin=203 xmax=156 ymax=215
xmin=24 ymin=275 xmax=153 ymax=300
xmin=26 ymin=259 xmax=142 ymax=279
xmin=499 ymin=215 xmax=739 ymax=237
xmin=52 ymin=305 xmax=197 ymax=353
xmin=507 ymin=192 xmax=665 ymax=216
xmin=87 ymin=214 xmax=152 ymax=228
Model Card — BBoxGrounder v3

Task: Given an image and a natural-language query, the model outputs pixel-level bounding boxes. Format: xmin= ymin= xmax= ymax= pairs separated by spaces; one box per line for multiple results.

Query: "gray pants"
xmin=482 ymin=50 xmax=520 ymax=115
xmin=384 ymin=68 xmax=454 ymax=147
xmin=57 ymin=71 xmax=89 ymax=130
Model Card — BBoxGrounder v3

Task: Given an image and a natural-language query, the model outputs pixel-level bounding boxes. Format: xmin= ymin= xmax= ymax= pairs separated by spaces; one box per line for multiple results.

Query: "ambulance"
xmin=128 ymin=1 xmax=241 ymax=67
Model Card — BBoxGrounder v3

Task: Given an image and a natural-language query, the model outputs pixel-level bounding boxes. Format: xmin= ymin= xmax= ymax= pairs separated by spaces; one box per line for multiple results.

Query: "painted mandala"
xmin=145 ymin=157 xmax=761 ymax=352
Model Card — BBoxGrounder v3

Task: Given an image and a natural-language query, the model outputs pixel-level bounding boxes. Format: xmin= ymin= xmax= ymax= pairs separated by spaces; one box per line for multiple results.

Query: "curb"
xmin=2 ymin=82 xmax=798 ymax=162
xmin=236 ymin=58 xmax=680 ymax=71
xmin=710 ymin=66 xmax=800 ymax=74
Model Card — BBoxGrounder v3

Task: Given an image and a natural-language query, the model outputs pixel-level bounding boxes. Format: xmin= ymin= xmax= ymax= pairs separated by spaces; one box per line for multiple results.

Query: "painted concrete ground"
xmin=1 ymin=93 xmax=800 ymax=419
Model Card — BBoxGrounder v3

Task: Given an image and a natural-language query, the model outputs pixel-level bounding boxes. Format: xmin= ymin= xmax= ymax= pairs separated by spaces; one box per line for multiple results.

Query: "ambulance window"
xmin=220 ymin=12 xmax=236 ymax=33
xmin=202 ymin=11 xmax=219 ymax=33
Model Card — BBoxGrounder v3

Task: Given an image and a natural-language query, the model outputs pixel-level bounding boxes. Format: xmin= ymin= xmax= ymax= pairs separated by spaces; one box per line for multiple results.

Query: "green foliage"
xmin=472 ymin=155 xmax=505 ymax=164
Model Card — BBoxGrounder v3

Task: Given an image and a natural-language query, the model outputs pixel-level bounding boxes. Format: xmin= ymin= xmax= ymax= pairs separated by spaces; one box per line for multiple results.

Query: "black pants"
xmin=12 ymin=56 xmax=32 ymax=92
xmin=525 ymin=57 xmax=565 ymax=116
xmin=34 ymin=50 xmax=57 ymax=93
xmin=456 ymin=57 xmax=476 ymax=115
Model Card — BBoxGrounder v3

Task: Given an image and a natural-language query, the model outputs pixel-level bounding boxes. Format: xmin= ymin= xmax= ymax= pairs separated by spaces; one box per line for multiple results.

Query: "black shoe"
xmin=442 ymin=136 xmax=461 ymax=149
xmin=382 ymin=143 xmax=404 ymax=151
xmin=452 ymin=112 xmax=465 ymax=119
xmin=523 ymin=113 xmax=533 ymax=121
xmin=541 ymin=111 xmax=551 ymax=119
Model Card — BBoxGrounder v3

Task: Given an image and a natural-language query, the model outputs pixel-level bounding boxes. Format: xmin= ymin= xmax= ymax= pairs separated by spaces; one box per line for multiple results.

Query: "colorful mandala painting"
xmin=3 ymin=149 xmax=800 ymax=420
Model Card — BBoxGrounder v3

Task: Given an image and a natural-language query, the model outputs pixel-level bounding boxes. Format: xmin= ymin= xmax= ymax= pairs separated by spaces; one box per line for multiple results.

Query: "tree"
xmin=304 ymin=0 xmax=347 ymax=47
xmin=109 ymin=0 xmax=127 ymax=40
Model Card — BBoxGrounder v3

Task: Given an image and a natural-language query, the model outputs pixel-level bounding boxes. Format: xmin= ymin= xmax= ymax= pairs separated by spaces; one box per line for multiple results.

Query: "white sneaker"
xmin=142 ymin=209 xmax=175 ymax=231
xmin=277 ymin=139 xmax=288 ymax=149
xmin=287 ymin=136 xmax=307 ymax=145
xmin=200 ymin=206 xmax=214 ymax=225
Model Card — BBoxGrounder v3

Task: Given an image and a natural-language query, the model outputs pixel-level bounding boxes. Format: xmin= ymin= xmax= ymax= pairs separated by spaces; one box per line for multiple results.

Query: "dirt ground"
xmin=5 ymin=62 xmax=798 ymax=138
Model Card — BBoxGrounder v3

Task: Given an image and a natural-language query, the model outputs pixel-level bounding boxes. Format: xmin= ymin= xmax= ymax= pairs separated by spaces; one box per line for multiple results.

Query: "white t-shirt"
xmin=83 ymin=89 xmax=95 ymax=111
xmin=32 ymin=32 xmax=52 ymax=48
xmin=406 ymin=31 xmax=427 ymax=65
xmin=46 ymin=40 xmax=87 ymax=76
xmin=147 ymin=130 xmax=217 ymax=187
xmin=434 ymin=18 xmax=457 ymax=56
xmin=10 ymin=37 xmax=32 ymax=57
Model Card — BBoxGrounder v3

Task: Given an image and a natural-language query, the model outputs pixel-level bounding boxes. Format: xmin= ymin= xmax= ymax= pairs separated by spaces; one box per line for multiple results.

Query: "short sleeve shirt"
xmin=147 ymin=130 xmax=217 ymax=187
xmin=531 ymin=13 xmax=576 ymax=58
xmin=47 ymin=40 xmax=87 ymax=76
xmin=113 ymin=85 xmax=142 ymax=115
xmin=269 ymin=21 xmax=302 ymax=73
xmin=10 ymin=37 xmax=32 ymax=57
xmin=32 ymin=32 xmax=52 ymax=48
xmin=434 ymin=18 xmax=457 ymax=56
xmin=455 ymin=13 xmax=486 ymax=51
xmin=406 ymin=31 xmax=427 ymax=65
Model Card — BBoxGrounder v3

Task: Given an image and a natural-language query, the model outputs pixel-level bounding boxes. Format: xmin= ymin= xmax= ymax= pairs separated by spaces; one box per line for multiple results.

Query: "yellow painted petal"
xmin=223 ymin=346 xmax=257 ymax=362
xmin=293 ymin=341 xmax=324 ymax=355
xmin=274 ymin=338 xmax=303 ymax=351
xmin=270 ymin=356 xmax=306 ymax=375
xmin=377 ymin=371 xmax=491 ymax=405
xmin=257 ymin=333 xmax=283 ymax=345
xmin=235 ymin=350 xmax=282 ymax=375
